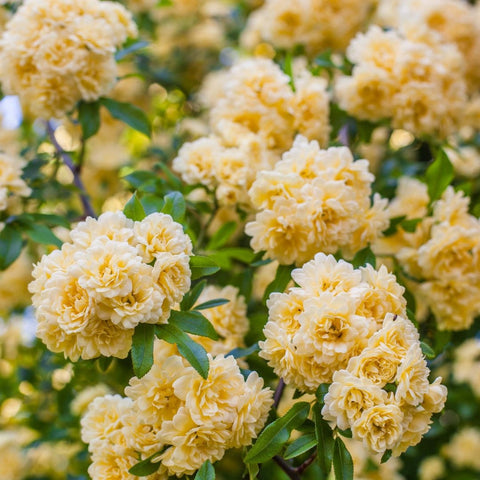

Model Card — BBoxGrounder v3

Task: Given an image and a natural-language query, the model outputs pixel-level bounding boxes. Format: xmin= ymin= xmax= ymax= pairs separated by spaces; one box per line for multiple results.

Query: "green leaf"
xmin=383 ymin=216 xmax=406 ymax=236
xmin=337 ymin=429 xmax=352 ymax=438
xmin=207 ymin=221 xmax=237 ymax=250
xmin=244 ymin=402 xmax=310 ymax=463
xmin=131 ymin=323 xmax=155 ymax=378
xmin=284 ymin=51 xmax=295 ymax=92
xmin=0 ymin=226 xmax=23 ymax=270
xmin=124 ymin=193 xmax=146 ymax=221
xmin=401 ymin=218 xmax=422 ymax=233
xmin=25 ymin=223 xmax=63 ymax=248
xmin=78 ymin=100 xmax=101 ymax=140
xmin=220 ymin=247 xmax=256 ymax=264
xmin=96 ymin=356 xmax=114 ymax=373
xmin=190 ymin=256 xmax=220 ymax=280
xmin=194 ymin=460 xmax=215 ymax=480
xmin=263 ymin=264 xmax=293 ymax=303
xmin=155 ymin=323 xmax=209 ymax=379
xmin=351 ymin=246 xmax=376 ymax=269
xmin=140 ymin=194 xmax=165 ymax=215
xmin=380 ymin=449 xmax=392 ymax=464
xmin=168 ymin=310 xmax=219 ymax=340
xmin=100 ymin=97 xmax=151 ymax=137
xmin=128 ymin=450 xmax=163 ymax=476
xmin=246 ymin=463 xmax=259 ymax=480
xmin=420 ymin=341 xmax=436 ymax=359
xmin=180 ymin=279 xmax=207 ymax=311
xmin=316 ymin=384 xmax=330 ymax=406
xmin=314 ymin=403 xmax=334 ymax=478
xmin=227 ymin=343 xmax=260 ymax=359
xmin=425 ymin=148 xmax=454 ymax=203
xmin=115 ymin=40 xmax=149 ymax=61
xmin=333 ymin=437 xmax=354 ymax=480
xmin=26 ymin=213 xmax=70 ymax=228
xmin=284 ymin=433 xmax=317 ymax=460
xmin=161 ymin=191 xmax=186 ymax=222
xmin=194 ymin=298 xmax=229 ymax=311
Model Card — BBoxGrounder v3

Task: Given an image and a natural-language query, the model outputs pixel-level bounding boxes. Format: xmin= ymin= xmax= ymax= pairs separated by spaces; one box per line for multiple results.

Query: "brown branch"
xmin=273 ymin=378 xmax=286 ymax=409
xmin=46 ymin=121 xmax=96 ymax=219
xmin=273 ymin=456 xmax=301 ymax=480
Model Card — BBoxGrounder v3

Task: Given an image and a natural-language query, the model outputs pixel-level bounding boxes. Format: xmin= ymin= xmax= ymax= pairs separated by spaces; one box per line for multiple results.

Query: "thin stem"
xmin=273 ymin=378 xmax=286 ymax=409
xmin=295 ymin=452 xmax=317 ymax=475
xmin=273 ymin=456 xmax=301 ymax=480
xmin=46 ymin=121 xmax=96 ymax=219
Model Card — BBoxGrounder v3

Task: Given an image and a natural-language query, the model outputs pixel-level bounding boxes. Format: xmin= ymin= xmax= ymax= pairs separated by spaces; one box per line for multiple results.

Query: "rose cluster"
xmin=29 ymin=211 xmax=192 ymax=360
xmin=81 ymin=343 xmax=273 ymax=478
xmin=173 ymin=58 xmax=330 ymax=207
xmin=323 ymin=314 xmax=447 ymax=456
xmin=246 ymin=135 xmax=389 ymax=265
xmin=260 ymin=253 xmax=406 ymax=391
xmin=336 ymin=25 xmax=466 ymax=138
xmin=0 ymin=0 xmax=137 ymax=118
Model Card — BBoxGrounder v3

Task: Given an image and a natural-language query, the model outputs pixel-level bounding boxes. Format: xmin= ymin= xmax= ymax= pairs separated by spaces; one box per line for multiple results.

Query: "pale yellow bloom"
xmin=0 ymin=152 xmax=31 ymax=211
xmin=30 ymin=211 xmax=191 ymax=359
xmin=0 ymin=0 xmax=137 ymax=119
xmin=246 ymin=136 xmax=388 ymax=265
xmin=442 ymin=427 xmax=480 ymax=471
xmin=71 ymin=384 xmax=112 ymax=416
xmin=353 ymin=403 xmax=404 ymax=454
xmin=336 ymin=25 xmax=467 ymax=138
xmin=241 ymin=0 xmax=376 ymax=54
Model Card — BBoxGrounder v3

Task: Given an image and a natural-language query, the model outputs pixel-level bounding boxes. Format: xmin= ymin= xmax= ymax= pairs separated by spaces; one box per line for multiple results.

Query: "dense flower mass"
xmin=260 ymin=253 xmax=406 ymax=391
xmin=323 ymin=314 xmax=447 ymax=456
xmin=173 ymin=58 xmax=330 ymax=207
xmin=29 ymin=211 xmax=192 ymax=360
xmin=0 ymin=0 xmax=137 ymax=118
xmin=0 ymin=152 xmax=31 ymax=212
xmin=241 ymin=0 xmax=377 ymax=54
xmin=245 ymin=135 xmax=388 ymax=265
xmin=375 ymin=0 xmax=480 ymax=93
xmin=82 ymin=347 xmax=273 ymax=478
xmin=336 ymin=25 xmax=467 ymax=138
xmin=379 ymin=185 xmax=480 ymax=330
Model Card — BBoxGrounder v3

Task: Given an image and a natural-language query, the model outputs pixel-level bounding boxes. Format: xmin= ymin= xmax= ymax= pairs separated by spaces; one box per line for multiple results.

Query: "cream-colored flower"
xmin=261 ymin=256 xmax=407 ymax=392
xmin=241 ymin=0 xmax=376 ymax=54
xmin=30 ymin=212 xmax=191 ymax=360
xmin=71 ymin=384 xmax=112 ymax=416
xmin=173 ymin=58 xmax=330 ymax=209
xmin=81 ymin=394 xmax=134 ymax=449
xmin=348 ymin=344 xmax=400 ymax=387
xmin=394 ymin=345 xmax=430 ymax=406
xmin=0 ymin=249 xmax=32 ymax=316
xmin=453 ymin=338 xmax=480 ymax=397
xmin=418 ymin=456 xmax=445 ymax=480
xmin=133 ymin=212 xmax=192 ymax=263
xmin=0 ymin=152 xmax=31 ymax=211
xmin=353 ymin=264 xmax=406 ymax=327
xmin=0 ymin=0 xmax=137 ymax=119
xmin=323 ymin=370 xmax=389 ymax=430
xmin=353 ymin=403 xmax=404 ymax=454
xmin=336 ymin=25 xmax=467 ymax=138
xmin=70 ymin=211 xmax=135 ymax=249
xmin=125 ymin=353 xmax=188 ymax=426
xmin=442 ymin=427 xmax=480 ymax=471
xmin=246 ymin=136 xmax=387 ymax=265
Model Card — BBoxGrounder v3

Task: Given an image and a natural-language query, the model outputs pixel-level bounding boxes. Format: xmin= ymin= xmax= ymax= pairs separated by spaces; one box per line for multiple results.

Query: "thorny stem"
xmin=46 ymin=121 xmax=96 ymax=219
xmin=273 ymin=378 xmax=286 ymax=409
